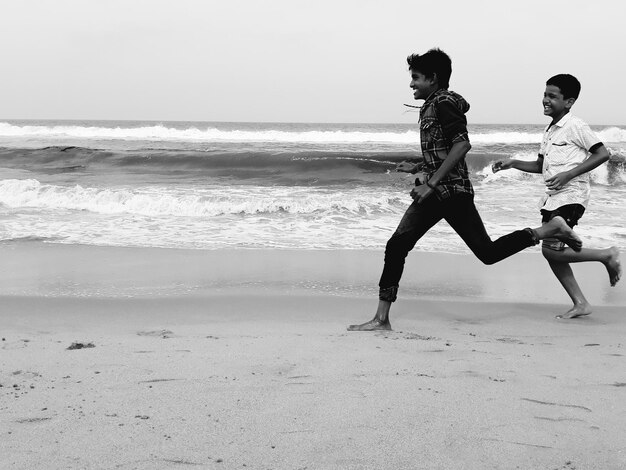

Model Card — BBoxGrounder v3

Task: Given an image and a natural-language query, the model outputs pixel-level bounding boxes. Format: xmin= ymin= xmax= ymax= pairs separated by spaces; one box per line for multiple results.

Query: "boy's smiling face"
xmin=410 ymin=70 xmax=438 ymax=100
xmin=543 ymin=84 xmax=575 ymax=122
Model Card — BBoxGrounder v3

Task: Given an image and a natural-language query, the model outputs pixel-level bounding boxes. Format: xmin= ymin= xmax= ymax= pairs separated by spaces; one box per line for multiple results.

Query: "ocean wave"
xmin=2 ymin=121 xmax=625 ymax=144
xmin=0 ymin=122 xmax=419 ymax=144
xmin=2 ymin=145 xmax=624 ymax=187
xmin=0 ymin=178 xmax=407 ymax=217
xmin=0 ymin=146 xmax=409 ymax=185
xmin=477 ymin=127 xmax=626 ymax=145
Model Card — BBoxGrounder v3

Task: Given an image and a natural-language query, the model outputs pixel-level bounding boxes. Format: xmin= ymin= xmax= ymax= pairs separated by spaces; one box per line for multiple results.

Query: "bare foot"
xmin=556 ymin=303 xmax=592 ymax=320
xmin=545 ymin=217 xmax=583 ymax=252
xmin=347 ymin=319 xmax=392 ymax=331
xmin=605 ymin=247 xmax=622 ymax=287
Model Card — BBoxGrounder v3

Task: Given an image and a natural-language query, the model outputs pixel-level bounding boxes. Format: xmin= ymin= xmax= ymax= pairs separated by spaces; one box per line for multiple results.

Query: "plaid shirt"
xmin=418 ymin=88 xmax=473 ymax=200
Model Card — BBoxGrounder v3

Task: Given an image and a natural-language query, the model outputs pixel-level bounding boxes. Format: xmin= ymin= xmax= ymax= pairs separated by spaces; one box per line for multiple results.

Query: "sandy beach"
xmin=1 ymin=242 xmax=625 ymax=469
xmin=4 ymin=1 xmax=626 ymax=468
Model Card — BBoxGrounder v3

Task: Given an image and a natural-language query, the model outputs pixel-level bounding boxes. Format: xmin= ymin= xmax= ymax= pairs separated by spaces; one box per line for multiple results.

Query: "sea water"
xmin=0 ymin=120 xmax=624 ymax=253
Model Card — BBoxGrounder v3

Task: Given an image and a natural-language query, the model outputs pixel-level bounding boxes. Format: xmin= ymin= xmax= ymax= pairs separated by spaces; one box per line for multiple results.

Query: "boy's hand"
xmin=410 ymin=184 xmax=434 ymax=203
xmin=396 ymin=161 xmax=419 ymax=173
xmin=491 ymin=160 xmax=512 ymax=173
xmin=545 ymin=171 xmax=572 ymax=190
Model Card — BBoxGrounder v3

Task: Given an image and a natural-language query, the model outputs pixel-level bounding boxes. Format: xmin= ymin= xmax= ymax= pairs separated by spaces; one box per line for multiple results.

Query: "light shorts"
xmin=540 ymin=203 xmax=585 ymax=251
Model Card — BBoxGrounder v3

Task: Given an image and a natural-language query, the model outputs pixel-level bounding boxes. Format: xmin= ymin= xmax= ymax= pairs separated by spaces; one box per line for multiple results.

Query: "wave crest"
xmin=0 ymin=178 xmax=406 ymax=217
xmin=2 ymin=121 xmax=624 ymax=144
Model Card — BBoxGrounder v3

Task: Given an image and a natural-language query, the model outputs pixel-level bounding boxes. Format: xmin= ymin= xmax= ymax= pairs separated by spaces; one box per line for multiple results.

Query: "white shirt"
xmin=539 ymin=113 xmax=601 ymax=211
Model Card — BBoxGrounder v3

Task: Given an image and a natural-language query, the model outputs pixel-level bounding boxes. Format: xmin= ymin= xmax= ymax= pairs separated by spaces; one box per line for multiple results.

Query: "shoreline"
xmin=1 ymin=241 xmax=623 ymax=306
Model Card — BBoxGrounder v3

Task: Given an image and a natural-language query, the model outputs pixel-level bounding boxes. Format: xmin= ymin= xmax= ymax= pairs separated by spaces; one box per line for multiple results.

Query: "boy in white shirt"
xmin=493 ymin=74 xmax=621 ymax=319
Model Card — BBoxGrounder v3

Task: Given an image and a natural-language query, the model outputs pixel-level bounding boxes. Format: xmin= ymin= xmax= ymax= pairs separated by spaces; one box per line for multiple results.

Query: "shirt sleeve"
xmin=539 ymin=135 xmax=546 ymax=156
xmin=435 ymin=99 xmax=469 ymax=144
xmin=571 ymin=119 xmax=601 ymax=152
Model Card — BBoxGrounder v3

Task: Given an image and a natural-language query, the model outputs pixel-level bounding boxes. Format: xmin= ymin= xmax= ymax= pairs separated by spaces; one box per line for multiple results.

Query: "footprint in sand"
xmin=495 ymin=337 xmax=525 ymax=345
xmin=136 ymin=329 xmax=175 ymax=339
xmin=15 ymin=417 xmax=51 ymax=424
xmin=402 ymin=332 xmax=438 ymax=341
xmin=534 ymin=416 xmax=584 ymax=423
xmin=67 ymin=342 xmax=95 ymax=350
xmin=12 ymin=370 xmax=42 ymax=379
xmin=521 ymin=398 xmax=591 ymax=412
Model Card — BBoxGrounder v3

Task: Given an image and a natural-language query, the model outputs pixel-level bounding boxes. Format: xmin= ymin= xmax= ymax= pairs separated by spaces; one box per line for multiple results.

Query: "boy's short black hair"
xmin=407 ymin=48 xmax=452 ymax=89
xmin=546 ymin=74 xmax=581 ymax=100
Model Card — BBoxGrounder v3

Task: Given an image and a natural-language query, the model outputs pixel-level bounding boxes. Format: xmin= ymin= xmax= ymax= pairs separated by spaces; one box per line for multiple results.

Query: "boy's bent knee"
xmin=473 ymin=251 xmax=499 ymax=265
xmin=385 ymin=233 xmax=413 ymax=257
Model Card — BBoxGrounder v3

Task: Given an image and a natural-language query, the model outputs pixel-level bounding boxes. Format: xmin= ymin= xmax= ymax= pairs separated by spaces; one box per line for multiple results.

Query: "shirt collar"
xmin=419 ymin=89 xmax=446 ymax=120
xmin=423 ymin=88 xmax=445 ymax=107
xmin=548 ymin=112 xmax=573 ymax=130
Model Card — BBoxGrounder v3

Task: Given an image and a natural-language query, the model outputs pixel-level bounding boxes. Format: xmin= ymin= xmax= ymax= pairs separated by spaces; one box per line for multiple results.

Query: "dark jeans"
xmin=378 ymin=193 xmax=536 ymax=302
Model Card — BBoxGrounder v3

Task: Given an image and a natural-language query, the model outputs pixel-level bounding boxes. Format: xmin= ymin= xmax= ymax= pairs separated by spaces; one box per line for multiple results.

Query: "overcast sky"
xmin=2 ymin=0 xmax=624 ymax=125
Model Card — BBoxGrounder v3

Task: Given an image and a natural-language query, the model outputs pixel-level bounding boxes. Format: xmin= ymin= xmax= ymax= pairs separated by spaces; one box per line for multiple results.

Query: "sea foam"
xmin=0 ymin=178 xmax=406 ymax=217
xmin=1 ymin=121 xmax=625 ymax=145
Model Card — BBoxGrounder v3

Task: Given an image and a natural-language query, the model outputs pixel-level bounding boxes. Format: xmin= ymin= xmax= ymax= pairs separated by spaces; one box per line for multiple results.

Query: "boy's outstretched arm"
xmin=396 ymin=157 xmax=424 ymax=173
xmin=545 ymin=144 xmax=610 ymax=190
xmin=492 ymin=155 xmax=543 ymax=174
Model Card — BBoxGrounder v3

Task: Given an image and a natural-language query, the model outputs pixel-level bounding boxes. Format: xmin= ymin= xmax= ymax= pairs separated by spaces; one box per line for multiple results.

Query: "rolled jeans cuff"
xmin=379 ymin=286 xmax=398 ymax=302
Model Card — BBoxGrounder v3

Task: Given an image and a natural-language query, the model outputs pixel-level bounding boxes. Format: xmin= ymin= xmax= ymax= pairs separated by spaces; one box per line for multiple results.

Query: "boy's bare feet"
xmin=543 ymin=217 xmax=583 ymax=251
xmin=347 ymin=319 xmax=392 ymax=331
xmin=556 ymin=303 xmax=592 ymax=320
xmin=605 ymin=247 xmax=622 ymax=287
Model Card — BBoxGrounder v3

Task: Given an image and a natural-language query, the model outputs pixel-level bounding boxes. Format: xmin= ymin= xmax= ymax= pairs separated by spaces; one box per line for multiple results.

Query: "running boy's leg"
xmin=444 ymin=194 xmax=536 ymax=264
xmin=442 ymin=194 xmax=583 ymax=265
xmin=543 ymin=246 xmax=622 ymax=286
xmin=544 ymin=254 xmax=591 ymax=319
xmin=540 ymin=204 xmax=621 ymax=319
xmin=544 ymin=247 xmax=621 ymax=319
xmin=348 ymin=197 xmax=443 ymax=331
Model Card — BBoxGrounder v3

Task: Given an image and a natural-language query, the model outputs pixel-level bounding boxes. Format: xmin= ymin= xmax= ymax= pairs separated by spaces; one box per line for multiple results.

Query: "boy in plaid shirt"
xmin=349 ymin=49 xmax=583 ymax=331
